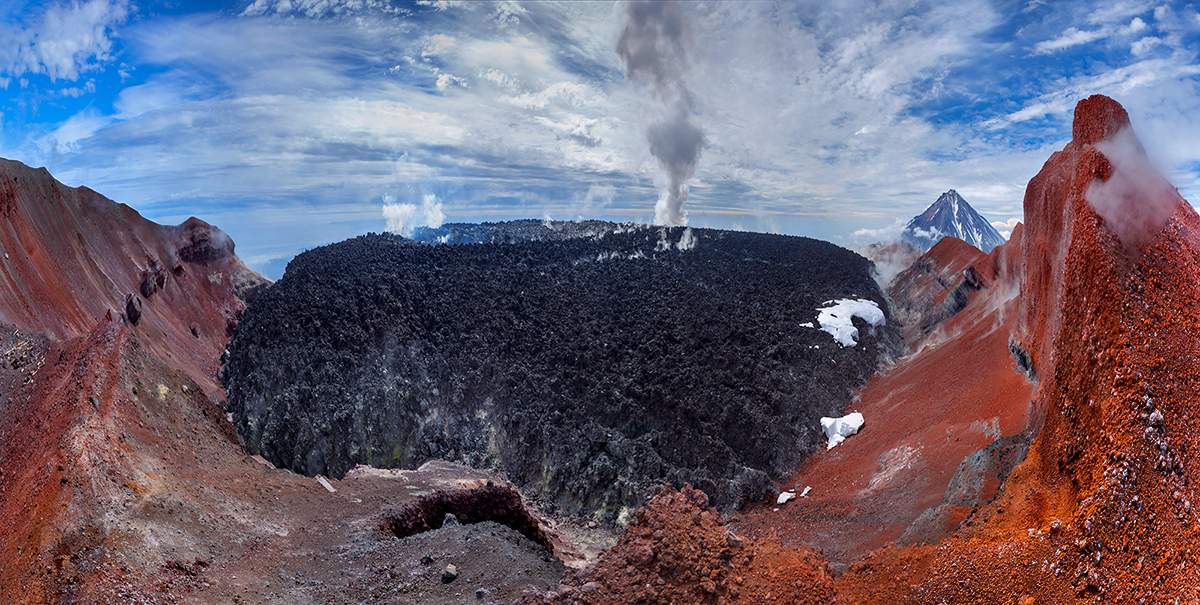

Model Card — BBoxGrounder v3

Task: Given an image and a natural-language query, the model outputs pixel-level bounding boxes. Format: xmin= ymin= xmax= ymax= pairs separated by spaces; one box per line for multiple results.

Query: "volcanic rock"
xmin=124 ymin=293 xmax=142 ymax=326
xmin=224 ymin=225 xmax=901 ymax=518
xmin=888 ymin=236 xmax=993 ymax=342
xmin=806 ymin=95 xmax=1200 ymax=602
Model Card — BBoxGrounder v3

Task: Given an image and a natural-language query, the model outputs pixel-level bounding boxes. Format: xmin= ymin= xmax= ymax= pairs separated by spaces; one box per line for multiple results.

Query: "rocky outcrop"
xmin=0 ymin=158 xmax=267 ymax=394
xmin=224 ymin=225 xmax=901 ymax=519
xmin=831 ymin=95 xmax=1200 ymax=602
xmin=523 ymin=485 xmax=835 ymax=605
xmin=0 ymin=160 xmax=571 ymax=604
xmin=887 ymin=236 xmax=993 ymax=343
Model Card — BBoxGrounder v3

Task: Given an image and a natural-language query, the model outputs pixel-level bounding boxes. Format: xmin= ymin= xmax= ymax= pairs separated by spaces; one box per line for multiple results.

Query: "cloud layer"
xmin=0 ymin=0 xmax=1198 ymax=277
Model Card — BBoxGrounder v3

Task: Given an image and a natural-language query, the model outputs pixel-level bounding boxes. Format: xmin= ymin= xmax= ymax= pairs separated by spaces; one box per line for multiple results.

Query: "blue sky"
xmin=2 ymin=0 xmax=1200 ymax=278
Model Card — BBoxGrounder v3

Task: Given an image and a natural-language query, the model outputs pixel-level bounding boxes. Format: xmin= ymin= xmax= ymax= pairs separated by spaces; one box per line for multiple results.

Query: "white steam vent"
xmin=382 ymin=193 xmax=445 ymax=237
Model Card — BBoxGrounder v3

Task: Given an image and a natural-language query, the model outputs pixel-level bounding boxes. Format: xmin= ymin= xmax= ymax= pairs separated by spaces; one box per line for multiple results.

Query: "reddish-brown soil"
xmin=566 ymin=95 xmax=1200 ymax=604
xmin=734 ymin=246 xmax=1034 ymax=564
xmin=0 ymin=158 xmax=261 ymax=397
xmin=0 ymin=316 xmax=572 ymax=604
xmin=8 ymin=93 xmax=1200 ymax=605
xmin=0 ymin=161 xmax=574 ymax=604
xmin=887 ymin=236 xmax=990 ymax=341
xmin=523 ymin=485 xmax=836 ymax=605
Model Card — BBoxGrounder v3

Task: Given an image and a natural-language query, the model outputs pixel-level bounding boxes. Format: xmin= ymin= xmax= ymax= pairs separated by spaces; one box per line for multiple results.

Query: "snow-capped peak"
xmin=901 ymin=190 xmax=1006 ymax=253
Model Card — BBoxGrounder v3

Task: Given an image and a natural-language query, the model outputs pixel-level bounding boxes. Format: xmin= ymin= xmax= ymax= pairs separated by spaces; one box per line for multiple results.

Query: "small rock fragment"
xmin=315 ymin=476 xmax=336 ymax=493
xmin=441 ymin=564 xmax=458 ymax=583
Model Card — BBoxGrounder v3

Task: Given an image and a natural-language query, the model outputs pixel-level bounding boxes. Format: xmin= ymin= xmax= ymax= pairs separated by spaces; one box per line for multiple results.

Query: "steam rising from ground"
xmin=1086 ymin=128 xmax=1180 ymax=249
xmin=859 ymin=241 xmax=921 ymax=289
xmin=617 ymin=0 xmax=705 ymax=227
xmin=383 ymin=193 xmax=445 ymax=237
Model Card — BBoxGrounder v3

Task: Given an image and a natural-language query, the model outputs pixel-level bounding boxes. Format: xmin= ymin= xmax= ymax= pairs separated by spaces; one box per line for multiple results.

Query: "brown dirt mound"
xmin=524 ymin=485 xmax=834 ymax=605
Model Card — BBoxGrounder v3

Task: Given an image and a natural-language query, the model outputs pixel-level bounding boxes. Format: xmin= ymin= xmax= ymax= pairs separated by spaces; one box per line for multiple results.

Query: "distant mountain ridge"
xmin=902 ymin=189 xmax=1006 ymax=253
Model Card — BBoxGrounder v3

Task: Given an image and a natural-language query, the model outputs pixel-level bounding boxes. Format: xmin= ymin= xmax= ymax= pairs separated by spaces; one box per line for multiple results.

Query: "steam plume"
xmin=1086 ymin=128 xmax=1181 ymax=250
xmin=617 ymin=1 xmax=705 ymax=226
xmin=383 ymin=193 xmax=445 ymax=237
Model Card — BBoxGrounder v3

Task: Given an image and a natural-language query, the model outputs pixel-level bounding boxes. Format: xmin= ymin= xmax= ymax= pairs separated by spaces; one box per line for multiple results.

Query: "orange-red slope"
xmin=838 ymin=95 xmax=1200 ymax=603
xmin=736 ymin=229 xmax=1033 ymax=564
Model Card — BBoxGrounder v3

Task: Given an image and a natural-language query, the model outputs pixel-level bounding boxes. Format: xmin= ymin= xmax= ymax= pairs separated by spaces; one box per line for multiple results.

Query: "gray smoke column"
xmin=617 ymin=0 xmax=705 ymax=226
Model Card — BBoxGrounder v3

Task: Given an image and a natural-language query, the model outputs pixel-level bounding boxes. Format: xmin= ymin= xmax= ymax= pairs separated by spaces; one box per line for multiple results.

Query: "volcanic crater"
xmin=4 ymin=94 xmax=1200 ymax=605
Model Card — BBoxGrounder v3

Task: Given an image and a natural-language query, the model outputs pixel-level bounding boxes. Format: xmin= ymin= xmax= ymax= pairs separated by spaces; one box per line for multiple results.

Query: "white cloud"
xmin=1034 ymin=27 xmax=1108 ymax=53
xmin=0 ymin=0 xmax=129 ymax=81
xmin=242 ymin=0 xmax=409 ymax=18
xmin=422 ymin=33 xmax=457 ymax=57
xmin=852 ymin=218 xmax=906 ymax=242
xmin=14 ymin=0 xmax=1199 ymax=272
xmin=493 ymin=1 xmax=527 ymax=28
xmin=990 ymin=216 xmax=1021 ymax=239
xmin=43 ymin=109 xmax=111 ymax=153
xmin=989 ymin=57 xmax=1200 ymax=129
xmin=1131 ymin=36 xmax=1163 ymax=55
xmin=434 ymin=72 xmax=466 ymax=90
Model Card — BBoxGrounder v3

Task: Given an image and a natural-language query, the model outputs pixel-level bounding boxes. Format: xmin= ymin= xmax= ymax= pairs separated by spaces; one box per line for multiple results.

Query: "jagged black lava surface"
xmin=224 ymin=223 xmax=900 ymax=519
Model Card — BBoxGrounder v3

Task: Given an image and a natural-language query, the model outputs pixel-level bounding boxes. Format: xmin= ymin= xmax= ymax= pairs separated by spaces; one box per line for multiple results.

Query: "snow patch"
xmin=820 ymin=412 xmax=864 ymax=450
xmin=815 ymin=299 xmax=885 ymax=347
xmin=777 ymin=491 xmax=795 ymax=505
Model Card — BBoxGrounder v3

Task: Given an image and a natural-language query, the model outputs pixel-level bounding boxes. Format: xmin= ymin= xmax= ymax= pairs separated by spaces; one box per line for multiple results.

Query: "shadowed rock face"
xmin=224 ymin=224 xmax=900 ymax=519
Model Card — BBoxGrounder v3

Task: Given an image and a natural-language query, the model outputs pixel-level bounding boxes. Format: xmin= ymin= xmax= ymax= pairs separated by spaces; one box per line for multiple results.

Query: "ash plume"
xmin=617 ymin=0 xmax=705 ymax=227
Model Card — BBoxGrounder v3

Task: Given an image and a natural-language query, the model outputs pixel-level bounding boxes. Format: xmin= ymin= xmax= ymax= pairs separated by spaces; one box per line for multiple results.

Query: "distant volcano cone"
xmin=902 ymin=189 xmax=1007 ymax=252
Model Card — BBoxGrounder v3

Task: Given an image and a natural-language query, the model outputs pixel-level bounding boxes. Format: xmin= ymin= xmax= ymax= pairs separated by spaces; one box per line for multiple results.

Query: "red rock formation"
xmin=525 ymin=486 xmax=835 ymax=605
xmin=839 ymin=95 xmax=1200 ymax=602
xmin=0 ymin=158 xmax=264 ymax=395
xmin=593 ymin=95 xmax=1200 ymax=603
xmin=0 ymin=159 xmax=564 ymax=604
xmin=888 ymin=236 xmax=991 ymax=342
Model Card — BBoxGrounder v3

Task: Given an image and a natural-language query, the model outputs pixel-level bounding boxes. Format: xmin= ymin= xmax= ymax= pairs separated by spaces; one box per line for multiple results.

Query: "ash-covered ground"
xmin=224 ymin=222 xmax=900 ymax=520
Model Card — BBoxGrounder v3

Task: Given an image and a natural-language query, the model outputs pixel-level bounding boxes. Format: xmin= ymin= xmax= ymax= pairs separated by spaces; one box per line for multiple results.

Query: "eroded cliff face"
xmin=833 ymin=95 xmax=1200 ymax=603
xmin=0 ymin=160 xmax=566 ymax=605
xmin=0 ymin=158 xmax=265 ymax=395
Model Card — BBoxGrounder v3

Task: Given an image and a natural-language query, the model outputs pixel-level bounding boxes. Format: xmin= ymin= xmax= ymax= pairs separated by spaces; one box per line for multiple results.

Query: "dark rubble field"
xmin=223 ymin=222 xmax=900 ymax=521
